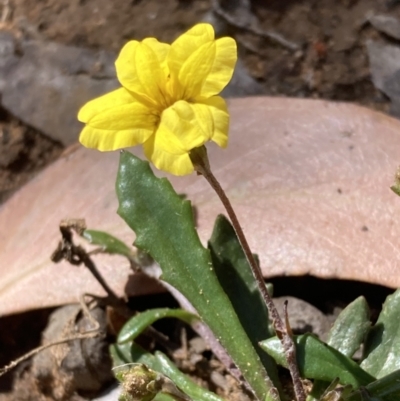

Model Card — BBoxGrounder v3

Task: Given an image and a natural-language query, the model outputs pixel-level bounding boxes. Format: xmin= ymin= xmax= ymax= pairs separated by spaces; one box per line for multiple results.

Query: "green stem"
xmin=190 ymin=146 xmax=306 ymax=401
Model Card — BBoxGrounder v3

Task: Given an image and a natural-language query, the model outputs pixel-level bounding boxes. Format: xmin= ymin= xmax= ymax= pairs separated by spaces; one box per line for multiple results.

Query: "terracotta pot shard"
xmin=1 ymin=97 xmax=400 ymax=316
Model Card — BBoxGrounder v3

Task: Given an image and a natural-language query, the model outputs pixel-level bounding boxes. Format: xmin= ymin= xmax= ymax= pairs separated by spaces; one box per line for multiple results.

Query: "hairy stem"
xmin=190 ymin=146 xmax=306 ymax=401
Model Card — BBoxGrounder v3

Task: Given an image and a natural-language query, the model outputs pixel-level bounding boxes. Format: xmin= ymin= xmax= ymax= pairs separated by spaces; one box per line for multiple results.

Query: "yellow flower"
xmin=78 ymin=23 xmax=237 ymax=175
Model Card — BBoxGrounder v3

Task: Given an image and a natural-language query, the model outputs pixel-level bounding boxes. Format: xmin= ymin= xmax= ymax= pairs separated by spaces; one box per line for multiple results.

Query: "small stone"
xmin=32 ymin=304 xmax=113 ymax=399
xmin=369 ymin=14 xmax=400 ymax=41
xmin=221 ymin=59 xmax=266 ymax=97
xmin=273 ymin=296 xmax=331 ymax=340
xmin=367 ymin=40 xmax=400 ymax=116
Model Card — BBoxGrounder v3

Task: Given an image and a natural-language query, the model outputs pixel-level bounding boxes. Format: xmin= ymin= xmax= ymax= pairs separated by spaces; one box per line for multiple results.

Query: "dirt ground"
xmin=1 ymin=0 xmax=399 ymax=202
xmin=8 ymin=0 xmax=396 ymax=106
xmin=1 ymin=0 xmax=399 ymax=399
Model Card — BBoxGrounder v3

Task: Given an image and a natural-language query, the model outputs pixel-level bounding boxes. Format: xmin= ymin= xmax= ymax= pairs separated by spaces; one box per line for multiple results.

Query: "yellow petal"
xmin=195 ymin=96 xmax=229 ymax=147
xmin=78 ymin=88 xmax=134 ymax=123
xmin=198 ymin=37 xmax=237 ymax=97
xmin=168 ymin=23 xmax=214 ymax=82
xmin=142 ymin=99 xmax=218 ymax=175
xmin=87 ymin=103 xmax=157 ymax=130
xmin=143 ymin=134 xmax=194 ymax=176
xmin=179 ymin=37 xmax=237 ymax=98
xmin=162 ymin=98 xmax=229 ymax=148
xmin=78 ymin=92 xmax=157 ymax=151
xmin=156 ymin=101 xmax=209 ymax=153
xmin=178 ymin=41 xmax=216 ymax=98
xmin=142 ymin=38 xmax=170 ymax=77
xmin=142 ymin=38 xmax=170 ymax=64
xmin=115 ymin=40 xmax=169 ymax=107
xmin=80 ymin=124 xmax=154 ymax=151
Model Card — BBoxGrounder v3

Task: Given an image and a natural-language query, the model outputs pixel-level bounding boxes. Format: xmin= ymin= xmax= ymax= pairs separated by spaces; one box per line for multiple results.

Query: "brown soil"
xmin=1 ymin=0 xmax=399 ymax=200
xmin=0 ymin=112 xmax=62 ymax=203
xmin=0 ymin=277 xmax=392 ymax=401
xmin=241 ymin=0 xmax=393 ymax=110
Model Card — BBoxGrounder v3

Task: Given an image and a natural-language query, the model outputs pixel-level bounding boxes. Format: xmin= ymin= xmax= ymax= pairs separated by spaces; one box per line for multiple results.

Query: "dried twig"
xmin=0 ymin=296 xmax=102 ymax=378
xmin=51 ymin=219 xmax=132 ymax=317
xmin=0 ymin=332 xmax=101 ymax=377
xmin=51 ymin=220 xmax=177 ymax=349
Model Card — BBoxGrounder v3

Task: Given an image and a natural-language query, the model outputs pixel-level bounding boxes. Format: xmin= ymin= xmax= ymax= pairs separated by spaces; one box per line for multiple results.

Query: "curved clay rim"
xmin=1 ymin=96 xmax=400 ymax=316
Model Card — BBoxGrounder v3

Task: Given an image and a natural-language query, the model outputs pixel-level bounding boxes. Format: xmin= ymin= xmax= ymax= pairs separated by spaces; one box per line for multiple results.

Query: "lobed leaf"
xmin=116 ymin=152 xmax=280 ymax=401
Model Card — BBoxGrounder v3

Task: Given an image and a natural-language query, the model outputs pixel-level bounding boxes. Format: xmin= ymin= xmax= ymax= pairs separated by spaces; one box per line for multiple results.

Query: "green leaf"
xmin=260 ymin=334 xmax=375 ymax=389
xmin=363 ymin=368 xmax=400 ymax=400
xmin=116 ymin=152 xmax=280 ymax=401
xmin=153 ymin=395 xmax=177 ymax=401
xmin=208 ymin=215 xmax=278 ymax=380
xmin=390 ymin=185 xmax=400 ymax=197
xmin=82 ymin=229 xmax=134 ymax=258
xmin=118 ymin=308 xmax=198 ymax=344
xmin=391 ymin=168 xmax=400 ymax=197
xmin=308 ymin=297 xmax=371 ymax=401
xmin=342 ymin=388 xmax=374 ymax=401
xmin=361 ymin=289 xmax=400 ymax=378
xmin=327 ymin=296 xmax=370 ymax=358
xmin=110 ymin=342 xmax=130 ymax=367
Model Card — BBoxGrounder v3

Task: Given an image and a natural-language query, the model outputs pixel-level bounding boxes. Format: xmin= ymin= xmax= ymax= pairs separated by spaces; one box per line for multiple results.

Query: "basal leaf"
xmin=361 ymin=289 xmax=400 ymax=378
xmin=117 ymin=308 xmax=198 ymax=344
xmin=308 ymin=297 xmax=371 ymax=400
xmin=116 ymin=152 xmax=280 ymax=401
xmin=208 ymin=214 xmax=278 ymax=381
xmin=83 ymin=229 xmax=134 ymax=258
xmin=260 ymin=334 xmax=375 ymax=389
xmin=362 ymin=368 xmax=400 ymax=401
xmin=328 ymin=296 xmax=370 ymax=358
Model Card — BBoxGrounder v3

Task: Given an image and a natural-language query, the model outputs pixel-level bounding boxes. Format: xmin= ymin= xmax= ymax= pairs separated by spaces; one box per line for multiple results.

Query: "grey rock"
xmin=201 ymin=10 xmax=229 ymax=36
xmin=0 ymin=33 xmax=119 ymax=145
xmin=32 ymin=304 xmax=113 ymax=398
xmin=215 ymin=0 xmax=256 ymax=30
xmin=384 ymin=68 xmax=400 ymax=99
xmin=203 ymin=9 xmax=266 ymax=97
xmin=367 ymin=40 xmax=400 ymax=91
xmin=0 ymin=31 xmax=19 ymax=91
xmin=390 ymin=98 xmax=400 ymax=118
xmin=369 ymin=14 xmax=400 ymax=41
xmin=222 ymin=59 xmax=266 ymax=97
xmin=385 ymin=71 xmax=400 ymax=118
xmin=92 ymin=383 xmax=121 ymax=401
xmin=367 ymin=40 xmax=400 ymax=117
xmin=273 ymin=296 xmax=331 ymax=340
